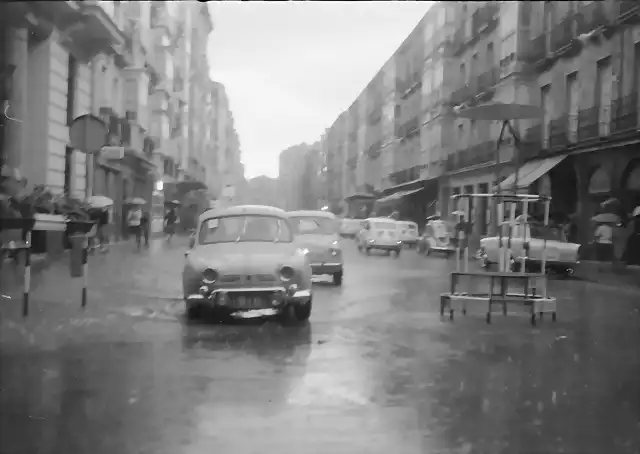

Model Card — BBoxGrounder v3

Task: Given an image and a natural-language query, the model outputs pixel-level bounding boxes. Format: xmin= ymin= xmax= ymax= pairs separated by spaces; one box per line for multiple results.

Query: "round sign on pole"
xmin=69 ymin=114 xmax=107 ymax=153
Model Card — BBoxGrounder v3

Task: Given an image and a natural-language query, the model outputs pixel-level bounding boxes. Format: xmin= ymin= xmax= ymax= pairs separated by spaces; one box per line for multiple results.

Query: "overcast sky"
xmin=208 ymin=1 xmax=432 ymax=179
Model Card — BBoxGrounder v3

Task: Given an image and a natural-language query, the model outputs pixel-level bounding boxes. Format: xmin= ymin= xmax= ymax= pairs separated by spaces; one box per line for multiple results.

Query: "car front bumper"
xmin=310 ymin=262 xmax=342 ymax=275
xmin=366 ymin=242 xmax=402 ymax=250
xmin=186 ymin=285 xmax=311 ymax=314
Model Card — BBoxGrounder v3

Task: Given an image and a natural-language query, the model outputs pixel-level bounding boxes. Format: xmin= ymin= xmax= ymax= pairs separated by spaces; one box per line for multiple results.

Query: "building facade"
xmin=246 ymin=175 xmax=280 ymax=208
xmin=0 ymin=2 xmax=245 ymax=234
xmin=278 ymin=143 xmax=314 ymax=211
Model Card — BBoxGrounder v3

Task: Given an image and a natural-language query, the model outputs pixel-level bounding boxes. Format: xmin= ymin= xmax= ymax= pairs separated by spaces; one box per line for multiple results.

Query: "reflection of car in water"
xmin=479 ymin=221 xmax=580 ymax=276
xmin=396 ymin=221 xmax=419 ymax=248
xmin=288 ymin=210 xmax=344 ymax=286
xmin=416 ymin=217 xmax=456 ymax=257
xmin=356 ymin=218 xmax=402 ymax=257
xmin=182 ymin=205 xmax=313 ymax=323
xmin=339 ymin=218 xmax=365 ymax=238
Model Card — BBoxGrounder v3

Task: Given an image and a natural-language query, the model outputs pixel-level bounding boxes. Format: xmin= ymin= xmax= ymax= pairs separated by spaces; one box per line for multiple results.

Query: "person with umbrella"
xmin=126 ymin=198 xmax=145 ymax=250
xmin=592 ymin=212 xmax=619 ymax=261
xmin=87 ymin=195 xmax=113 ymax=252
xmin=164 ymin=200 xmax=179 ymax=244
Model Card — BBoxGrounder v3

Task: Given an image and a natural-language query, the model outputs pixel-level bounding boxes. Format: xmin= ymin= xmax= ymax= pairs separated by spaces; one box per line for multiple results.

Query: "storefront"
xmin=374 ymin=178 xmax=438 ymax=227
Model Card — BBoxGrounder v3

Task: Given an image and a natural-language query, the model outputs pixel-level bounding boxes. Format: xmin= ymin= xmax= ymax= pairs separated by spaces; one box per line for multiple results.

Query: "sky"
xmin=207 ymin=1 xmax=433 ymax=179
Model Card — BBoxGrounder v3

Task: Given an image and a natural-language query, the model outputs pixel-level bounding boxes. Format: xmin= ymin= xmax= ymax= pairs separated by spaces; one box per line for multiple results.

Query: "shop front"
xmin=374 ymin=178 xmax=438 ymax=228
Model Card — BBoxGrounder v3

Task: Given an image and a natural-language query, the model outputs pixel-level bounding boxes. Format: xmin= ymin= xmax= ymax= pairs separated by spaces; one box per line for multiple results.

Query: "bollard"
xmin=23 ymin=232 xmax=31 ymax=317
xmin=69 ymin=234 xmax=89 ymax=307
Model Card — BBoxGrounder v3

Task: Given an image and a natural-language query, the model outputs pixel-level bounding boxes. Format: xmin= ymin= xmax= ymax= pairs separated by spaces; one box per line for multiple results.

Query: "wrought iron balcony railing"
xmin=549 ymin=117 xmax=569 ymax=150
xmin=577 ymin=106 xmax=599 ymax=142
xmin=476 ymin=67 xmax=499 ymax=94
xmin=472 ymin=2 xmax=499 ymax=36
xmin=551 ymin=15 xmax=575 ymax=52
xmin=524 ymin=34 xmax=547 ymax=63
xmin=576 ymin=1 xmax=607 ymax=35
xmin=611 ymin=92 xmax=639 ymax=134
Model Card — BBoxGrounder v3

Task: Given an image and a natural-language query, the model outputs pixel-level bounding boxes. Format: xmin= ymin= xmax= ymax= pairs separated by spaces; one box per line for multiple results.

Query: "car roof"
xmin=398 ymin=220 xmax=417 ymax=225
xmin=199 ymin=204 xmax=287 ymax=221
xmin=287 ymin=210 xmax=336 ymax=219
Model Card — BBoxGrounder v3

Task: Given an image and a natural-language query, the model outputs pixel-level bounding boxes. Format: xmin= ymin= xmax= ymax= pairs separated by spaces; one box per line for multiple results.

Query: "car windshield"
xmin=399 ymin=223 xmax=417 ymax=230
xmin=198 ymin=215 xmax=292 ymax=244
xmin=529 ymin=224 xmax=566 ymax=242
xmin=289 ymin=216 xmax=337 ymax=235
xmin=373 ymin=221 xmax=396 ymax=230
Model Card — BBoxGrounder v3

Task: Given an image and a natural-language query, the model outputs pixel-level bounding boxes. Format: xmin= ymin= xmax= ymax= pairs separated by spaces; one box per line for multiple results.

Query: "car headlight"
xmin=367 ymin=239 xmax=375 ymax=243
xmin=331 ymin=240 xmax=339 ymax=246
xmin=202 ymin=268 xmax=218 ymax=284
xmin=330 ymin=248 xmax=341 ymax=256
xmin=280 ymin=265 xmax=295 ymax=281
xmin=299 ymin=248 xmax=309 ymax=255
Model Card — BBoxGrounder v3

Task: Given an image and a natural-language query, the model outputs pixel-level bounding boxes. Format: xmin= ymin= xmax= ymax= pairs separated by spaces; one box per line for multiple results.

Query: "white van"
xmin=356 ymin=217 xmax=402 ymax=257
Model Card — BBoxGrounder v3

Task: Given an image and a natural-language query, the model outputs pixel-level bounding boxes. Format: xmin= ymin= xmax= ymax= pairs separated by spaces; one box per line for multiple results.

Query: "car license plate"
xmin=234 ymin=295 xmax=264 ymax=309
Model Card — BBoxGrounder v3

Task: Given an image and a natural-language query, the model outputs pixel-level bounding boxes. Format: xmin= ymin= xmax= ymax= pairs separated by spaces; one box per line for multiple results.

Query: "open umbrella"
xmin=87 ymin=195 xmax=114 ymax=209
xmin=451 ymin=210 xmax=466 ymax=217
xmin=125 ymin=197 xmax=146 ymax=205
xmin=166 ymin=199 xmax=181 ymax=205
xmin=591 ymin=213 xmax=621 ymax=224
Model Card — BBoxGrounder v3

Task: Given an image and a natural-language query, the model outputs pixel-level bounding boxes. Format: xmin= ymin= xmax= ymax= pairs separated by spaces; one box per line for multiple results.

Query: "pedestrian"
xmin=622 ymin=206 xmax=640 ymax=265
xmin=127 ymin=205 xmax=143 ymax=250
xmin=140 ymin=210 xmax=150 ymax=247
xmin=165 ymin=207 xmax=177 ymax=244
xmin=593 ymin=220 xmax=614 ymax=261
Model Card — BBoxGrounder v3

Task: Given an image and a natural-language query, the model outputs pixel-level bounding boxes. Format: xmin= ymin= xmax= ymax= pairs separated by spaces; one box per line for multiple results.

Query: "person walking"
xmin=127 ymin=205 xmax=143 ymax=251
xmin=165 ymin=206 xmax=177 ymax=244
xmin=593 ymin=220 xmax=614 ymax=261
xmin=140 ymin=210 xmax=150 ymax=248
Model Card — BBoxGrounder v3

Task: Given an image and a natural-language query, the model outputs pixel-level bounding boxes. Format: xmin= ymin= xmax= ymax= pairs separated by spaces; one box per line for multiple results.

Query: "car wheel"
xmin=394 ymin=249 xmax=401 ymax=258
xmin=385 ymin=250 xmax=391 ymax=256
xmin=333 ymin=271 xmax=343 ymax=286
xmin=425 ymin=245 xmax=432 ymax=256
xmin=365 ymin=247 xmax=371 ymax=255
xmin=185 ymin=304 xmax=203 ymax=321
xmin=283 ymin=300 xmax=312 ymax=324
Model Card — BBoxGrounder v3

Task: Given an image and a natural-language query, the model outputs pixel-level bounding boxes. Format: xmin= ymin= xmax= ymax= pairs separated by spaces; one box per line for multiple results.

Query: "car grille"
xmin=228 ymin=291 xmax=277 ymax=310
xmin=219 ymin=274 xmax=278 ymax=285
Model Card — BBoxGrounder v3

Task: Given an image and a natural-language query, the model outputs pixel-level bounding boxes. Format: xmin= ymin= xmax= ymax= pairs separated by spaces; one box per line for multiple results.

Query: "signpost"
xmin=68 ymin=114 xmax=107 ymax=198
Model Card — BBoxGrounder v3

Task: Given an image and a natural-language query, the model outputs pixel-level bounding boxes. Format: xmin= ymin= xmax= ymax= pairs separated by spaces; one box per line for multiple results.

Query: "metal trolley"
xmin=440 ymin=192 xmax=557 ymax=326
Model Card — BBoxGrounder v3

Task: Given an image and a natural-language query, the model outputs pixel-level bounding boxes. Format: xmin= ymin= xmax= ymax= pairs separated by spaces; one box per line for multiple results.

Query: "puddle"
xmin=113 ymin=303 xmax=183 ymax=322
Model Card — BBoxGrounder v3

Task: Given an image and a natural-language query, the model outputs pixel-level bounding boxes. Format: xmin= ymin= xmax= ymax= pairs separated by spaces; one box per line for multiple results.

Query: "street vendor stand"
xmin=439 ymin=102 xmax=558 ymax=326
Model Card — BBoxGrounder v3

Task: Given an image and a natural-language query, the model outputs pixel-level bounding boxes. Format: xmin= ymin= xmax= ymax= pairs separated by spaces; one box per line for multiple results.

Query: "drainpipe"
xmin=86 ymin=58 xmax=96 ymax=199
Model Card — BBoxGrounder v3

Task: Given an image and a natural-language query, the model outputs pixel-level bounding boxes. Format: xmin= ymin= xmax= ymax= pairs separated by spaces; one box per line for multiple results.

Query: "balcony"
xmin=451 ymin=84 xmax=472 ymax=106
xmin=400 ymin=72 xmax=422 ymax=100
xmin=396 ymin=116 xmax=420 ymax=139
xmin=551 ymin=15 xmax=574 ymax=52
xmin=445 ymin=142 xmax=494 ymax=172
xmin=522 ymin=124 xmax=543 ymax=160
xmin=366 ymin=140 xmax=382 ymax=159
xmin=523 ymin=34 xmax=547 ymax=63
xmin=472 ymin=2 xmax=499 ymax=36
xmin=367 ymin=108 xmax=382 ymax=126
xmin=576 ymin=1 xmax=607 ymax=35
xmin=618 ymin=0 xmax=640 ymax=18
xmin=611 ymin=93 xmax=639 ymax=133
xmin=577 ymin=107 xmax=599 ymax=142
xmin=476 ymin=67 xmax=499 ymax=94
xmin=549 ymin=117 xmax=569 ymax=150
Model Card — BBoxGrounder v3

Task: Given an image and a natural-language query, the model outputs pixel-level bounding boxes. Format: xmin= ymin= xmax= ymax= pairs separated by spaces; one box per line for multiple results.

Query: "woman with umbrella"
xmin=125 ymin=197 xmax=145 ymax=251
xmin=591 ymin=212 xmax=619 ymax=261
xmin=87 ymin=195 xmax=113 ymax=252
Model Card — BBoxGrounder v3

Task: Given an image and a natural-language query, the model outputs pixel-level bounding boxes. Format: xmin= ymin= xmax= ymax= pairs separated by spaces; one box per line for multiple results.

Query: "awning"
xmin=377 ymin=187 xmax=423 ymax=203
xmin=496 ymin=155 xmax=566 ymax=192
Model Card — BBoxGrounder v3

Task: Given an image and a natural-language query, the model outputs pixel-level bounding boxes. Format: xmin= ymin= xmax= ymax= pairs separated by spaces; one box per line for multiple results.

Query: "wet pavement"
xmin=1 ymin=238 xmax=638 ymax=453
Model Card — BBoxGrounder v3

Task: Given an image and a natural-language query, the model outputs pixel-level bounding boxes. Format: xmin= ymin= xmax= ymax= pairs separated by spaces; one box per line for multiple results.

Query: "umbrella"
xmin=591 ymin=213 xmax=621 ymax=224
xmin=632 ymin=206 xmax=640 ymax=217
xmin=125 ymin=197 xmax=146 ymax=205
xmin=166 ymin=199 xmax=181 ymax=205
xmin=451 ymin=210 xmax=466 ymax=217
xmin=87 ymin=195 xmax=114 ymax=209
xmin=426 ymin=215 xmax=441 ymax=221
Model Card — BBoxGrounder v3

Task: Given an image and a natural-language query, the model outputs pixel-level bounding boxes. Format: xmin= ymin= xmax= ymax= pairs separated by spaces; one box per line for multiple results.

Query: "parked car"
xmin=478 ymin=221 xmax=580 ymax=276
xmin=288 ymin=210 xmax=343 ymax=285
xmin=340 ymin=218 xmax=365 ymax=238
xmin=182 ymin=205 xmax=313 ymax=323
xmin=397 ymin=220 xmax=419 ymax=248
xmin=356 ymin=217 xmax=402 ymax=257
xmin=416 ymin=216 xmax=456 ymax=257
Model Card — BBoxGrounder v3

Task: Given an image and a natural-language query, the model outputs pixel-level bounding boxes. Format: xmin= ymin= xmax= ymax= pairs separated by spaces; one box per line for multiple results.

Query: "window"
xmin=199 ymin=215 xmax=292 ymax=244
xmin=471 ymin=53 xmax=478 ymax=77
xmin=64 ymin=146 xmax=73 ymax=196
xmin=66 ymin=55 xmax=77 ymax=126
xmin=486 ymin=43 xmax=494 ymax=70
xmin=541 ymin=84 xmax=551 ymax=147
xmin=425 ymin=22 xmax=434 ymax=40
xmin=289 ymin=216 xmax=339 ymax=235
xmin=460 ymin=62 xmax=467 ymax=84
xmin=433 ymin=62 xmax=444 ymax=87
xmin=566 ymin=72 xmax=579 ymax=142
xmin=596 ymin=57 xmax=612 ymax=136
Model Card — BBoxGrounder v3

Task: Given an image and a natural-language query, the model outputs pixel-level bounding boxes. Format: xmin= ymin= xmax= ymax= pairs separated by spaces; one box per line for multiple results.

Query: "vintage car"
xmin=396 ymin=220 xmax=419 ymax=247
xmin=339 ymin=218 xmax=365 ymax=238
xmin=356 ymin=217 xmax=402 ymax=257
xmin=288 ymin=210 xmax=343 ymax=285
xmin=478 ymin=221 xmax=580 ymax=276
xmin=416 ymin=216 xmax=456 ymax=256
xmin=182 ymin=205 xmax=313 ymax=322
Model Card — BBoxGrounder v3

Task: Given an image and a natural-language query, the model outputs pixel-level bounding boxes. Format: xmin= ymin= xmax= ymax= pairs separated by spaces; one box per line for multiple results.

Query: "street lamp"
xmin=155 ymin=179 xmax=164 ymax=192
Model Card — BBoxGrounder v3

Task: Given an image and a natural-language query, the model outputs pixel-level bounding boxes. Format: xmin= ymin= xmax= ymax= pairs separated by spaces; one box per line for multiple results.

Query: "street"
xmin=1 ymin=238 xmax=639 ymax=454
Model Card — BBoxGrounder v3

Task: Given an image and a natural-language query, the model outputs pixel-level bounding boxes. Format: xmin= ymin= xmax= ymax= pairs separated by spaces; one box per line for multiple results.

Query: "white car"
xmin=288 ymin=210 xmax=343 ymax=285
xmin=479 ymin=222 xmax=580 ymax=276
xmin=182 ymin=205 xmax=313 ymax=322
xmin=356 ymin=217 xmax=402 ymax=257
xmin=396 ymin=220 xmax=419 ymax=247
xmin=340 ymin=218 xmax=365 ymax=238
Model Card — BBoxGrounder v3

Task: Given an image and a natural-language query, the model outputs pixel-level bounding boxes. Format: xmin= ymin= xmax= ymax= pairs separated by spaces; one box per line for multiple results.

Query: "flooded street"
xmin=1 ymin=238 xmax=638 ymax=454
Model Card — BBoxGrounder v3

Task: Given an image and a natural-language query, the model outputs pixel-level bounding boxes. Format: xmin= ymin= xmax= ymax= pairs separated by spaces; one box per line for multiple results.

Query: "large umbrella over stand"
xmin=124 ymin=197 xmax=146 ymax=205
xmin=87 ymin=195 xmax=114 ymax=209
